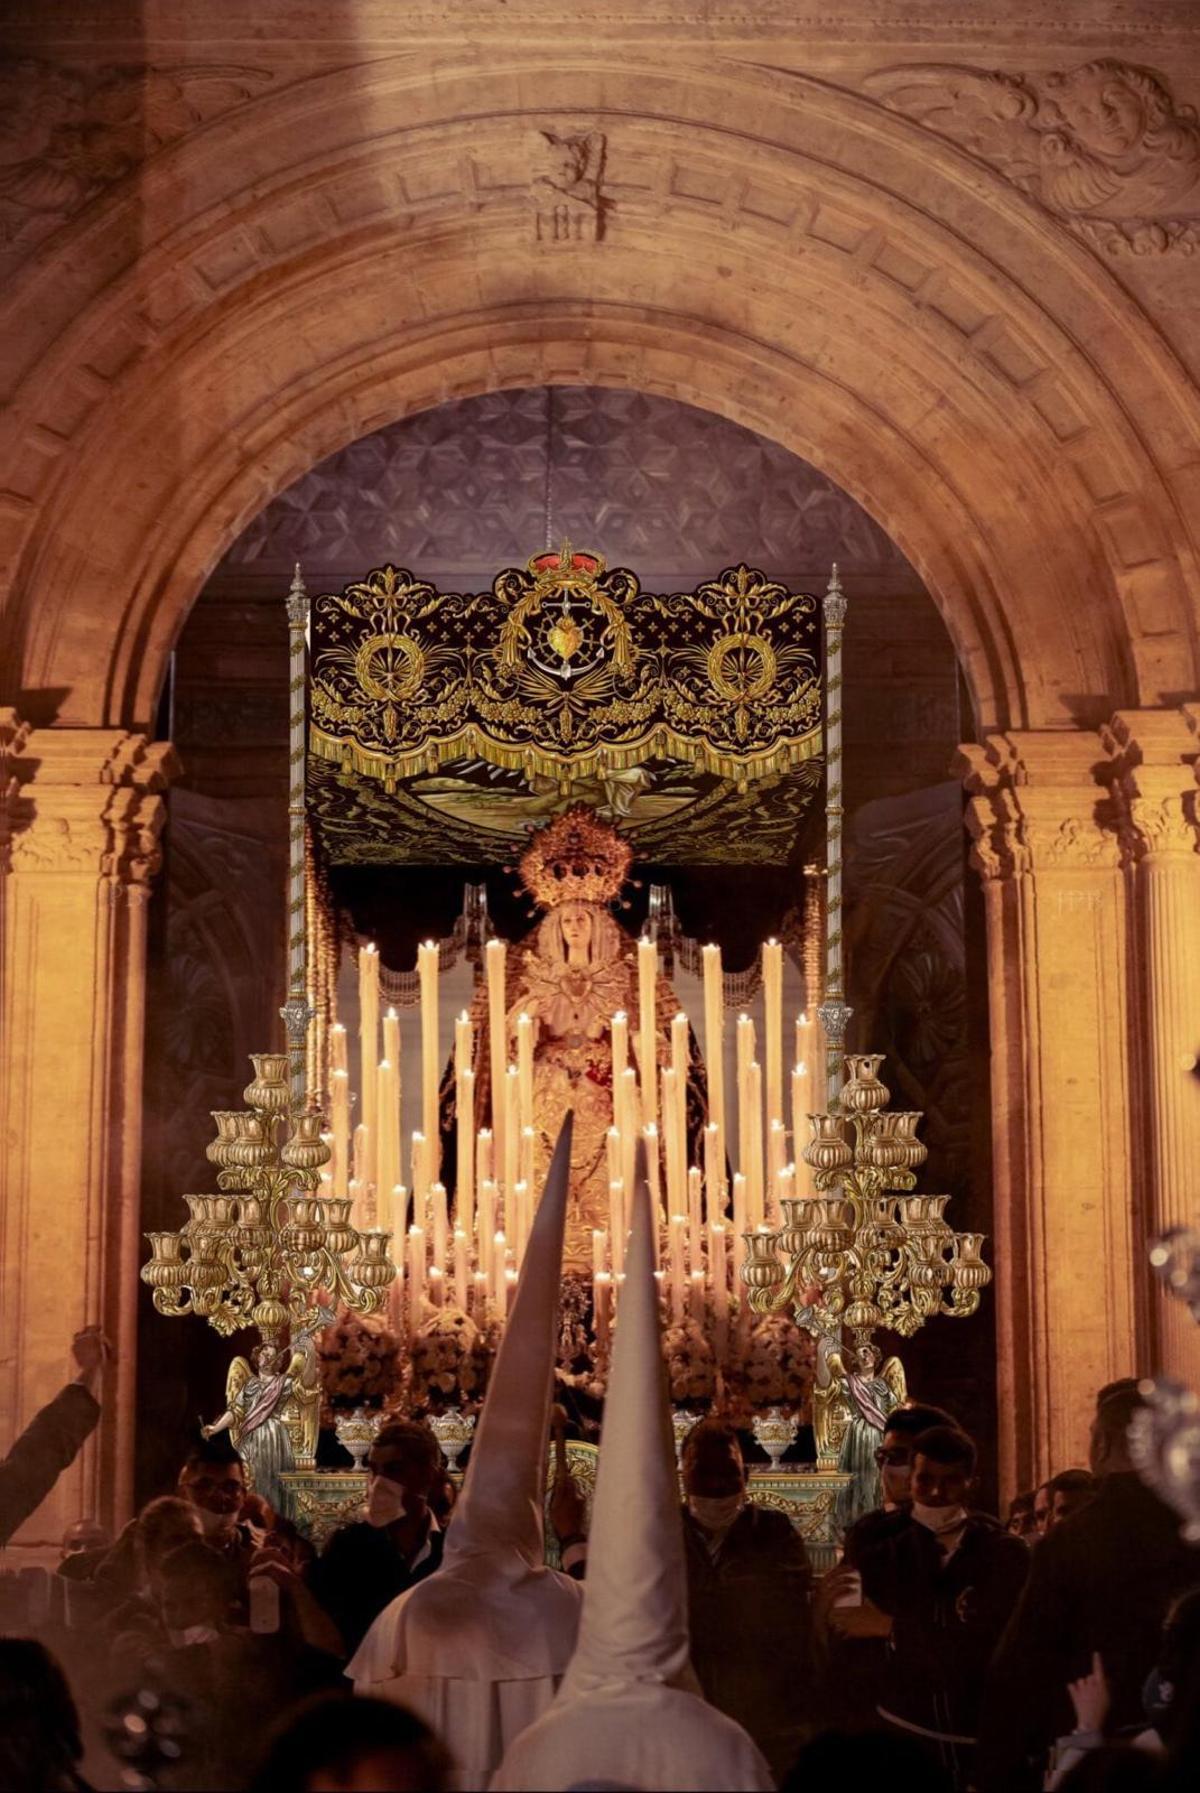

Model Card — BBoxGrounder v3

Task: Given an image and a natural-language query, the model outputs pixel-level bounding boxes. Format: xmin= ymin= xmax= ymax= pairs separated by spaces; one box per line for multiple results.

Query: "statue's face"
xmin=256 ymin=1344 xmax=279 ymax=1373
xmin=559 ymin=904 xmax=593 ymax=953
xmin=857 ymin=1345 xmax=878 ymax=1374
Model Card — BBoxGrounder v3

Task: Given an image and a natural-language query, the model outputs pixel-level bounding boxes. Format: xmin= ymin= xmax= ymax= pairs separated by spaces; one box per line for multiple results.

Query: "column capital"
xmin=1101 ymin=707 xmax=1200 ymax=861
xmin=1 ymin=720 xmax=180 ymax=884
xmin=956 ymin=730 xmax=1121 ymax=878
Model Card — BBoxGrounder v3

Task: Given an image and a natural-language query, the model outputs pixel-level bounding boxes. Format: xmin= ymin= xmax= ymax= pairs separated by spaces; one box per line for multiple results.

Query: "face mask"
xmin=167 ymin=1623 xmax=219 ymax=1648
xmin=193 ymin=1503 xmax=236 ymax=1538
xmin=688 ymin=1492 xmax=744 ymax=1532
xmin=912 ymin=1502 xmax=967 ymax=1535
xmin=366 ymin=1477 xmax=409 ymax=1529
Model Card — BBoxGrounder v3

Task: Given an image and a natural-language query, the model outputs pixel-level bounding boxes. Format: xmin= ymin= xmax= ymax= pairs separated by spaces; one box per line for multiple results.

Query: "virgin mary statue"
xmin=475 ymin=808 xmax=684 ymax=1272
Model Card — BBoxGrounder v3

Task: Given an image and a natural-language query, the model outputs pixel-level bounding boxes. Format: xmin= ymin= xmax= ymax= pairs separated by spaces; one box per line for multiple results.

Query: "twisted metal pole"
xmin=282 ymin=563 xmax=315 ymax=1113
xmin=817 ymin=564 xmax=852 ymax=1113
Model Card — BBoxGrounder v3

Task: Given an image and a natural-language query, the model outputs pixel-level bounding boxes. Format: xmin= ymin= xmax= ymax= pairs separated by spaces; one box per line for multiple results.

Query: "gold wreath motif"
xmin=355 ymin=633 xmax=426 ymax=704
xmin=706 ymin=630 xmax=778 ymax=703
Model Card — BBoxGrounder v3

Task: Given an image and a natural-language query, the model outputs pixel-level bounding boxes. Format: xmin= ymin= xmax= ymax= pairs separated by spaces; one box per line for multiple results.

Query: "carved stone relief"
xmin=533 ymin=129 xmax=610 ymax=242
xmin=0 ymin=58 xmax=272 ymax=256
xmin=865 ymin=59 xmax=1200 ymax=255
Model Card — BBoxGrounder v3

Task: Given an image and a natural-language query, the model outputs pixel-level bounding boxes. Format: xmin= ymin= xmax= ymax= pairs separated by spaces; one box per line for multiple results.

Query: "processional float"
xmin=143 ymin=543 xmax=990 ymax=1532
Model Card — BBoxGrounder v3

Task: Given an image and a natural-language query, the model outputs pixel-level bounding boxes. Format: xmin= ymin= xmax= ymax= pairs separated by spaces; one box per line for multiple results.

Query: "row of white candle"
xmin=326 ymin=933 xmax=823 ymax=1340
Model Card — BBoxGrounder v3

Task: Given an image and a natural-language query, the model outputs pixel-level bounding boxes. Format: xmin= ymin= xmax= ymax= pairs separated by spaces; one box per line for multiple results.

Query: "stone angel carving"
xmin=864 ymin=60 xmax=1200 ymax=243
xmin=814 ymin=1332 xmax=907 ymax=1530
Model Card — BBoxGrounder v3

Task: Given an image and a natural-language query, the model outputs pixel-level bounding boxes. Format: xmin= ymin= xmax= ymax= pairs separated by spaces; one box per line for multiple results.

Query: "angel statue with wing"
xmin=814 ymin=1331 xmax=907 ymax=1533
xmin=202 ymin=1304 xmax=335 ymax=1514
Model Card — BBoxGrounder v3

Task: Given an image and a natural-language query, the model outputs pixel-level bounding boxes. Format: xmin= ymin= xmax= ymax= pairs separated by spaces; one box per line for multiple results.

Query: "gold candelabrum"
xmin=141 ymin=1052 xmax=396 ymax=1344
xmin=743 ymin=1052 xmax=991 ymax=1349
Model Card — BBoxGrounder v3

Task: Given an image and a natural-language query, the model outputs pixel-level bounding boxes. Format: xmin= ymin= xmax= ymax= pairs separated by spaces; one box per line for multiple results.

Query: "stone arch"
xmin=2 ymin=55 xmax=1198 ymax=731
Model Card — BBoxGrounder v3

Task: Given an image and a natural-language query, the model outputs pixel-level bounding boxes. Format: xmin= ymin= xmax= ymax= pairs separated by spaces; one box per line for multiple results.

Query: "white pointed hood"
xmin=562 ymin=1146 xmax=693 ymax=1696
xmin=349 ymin=1115 xmax=582 ymax=1691
xmin=491 ymin=1152 xmax=773 ymax=1791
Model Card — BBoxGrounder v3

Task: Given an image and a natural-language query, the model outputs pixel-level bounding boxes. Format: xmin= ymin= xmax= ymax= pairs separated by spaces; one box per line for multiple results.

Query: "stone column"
xmin=957 ymin=732 xmax=1142 ymax=1495
xmin=0 ymin=715 xmax=176 ymax=1549
xmin=1103 ymin=709 xmax=1200 ymax=1390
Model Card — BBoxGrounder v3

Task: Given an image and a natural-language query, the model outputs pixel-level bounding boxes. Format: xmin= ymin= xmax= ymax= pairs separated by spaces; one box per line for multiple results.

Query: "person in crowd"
xmin=0 ymin=1637 xmax=92 ymax=1792
xmin=1048 ymin=1468 xmax=1099 ymax=1530
xmin=680 ymin=1415 xmax=814 ymax=1780
xmin=1034 ymin=1479 xmax=1054 ymax=1537
xmin=349 ymin=1122 xmax=583 ymax=1791
xmin=827 ymin=1423 xmax=1029 ymax=1790
xmin=175 ymin=1438 xmax=256 ymax=1560
xmin=840 ymin=1400 xmax=958 ymax=1566
xmin=58 ymin=1518 xmax=110 ymax=1574
xmin=980 ymin=1379 xmax=1200 ymax=1791
xmin=0 ymin=1327 xmax=109 ymax=1547
xmin=97 ymin=1494 xmax=205 ymax=1630
xmin=251 ymin=1692 xmax=452 ymax=1793
xmin=309 ymin=1418 xmax=445 ymax=1656
xmin=1045 ymin=1587 xmax=1200 ymax=1785
xmin=492 ymin=1159 xmax=772 ymax=1792
xmin=1008 ymin=1491 xmax=1037 ymax=1540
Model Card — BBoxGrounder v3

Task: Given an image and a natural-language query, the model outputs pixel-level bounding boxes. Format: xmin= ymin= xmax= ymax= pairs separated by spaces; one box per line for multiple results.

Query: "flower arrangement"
xmin=662 ymin=1316 xmax=717 ymax=1406
xmin=317 ymin=1310 xmax=400 ymax=1426
xmin=739 ymin=1313 xmax=815 ymax=1415
xmin=409 ymin=1306 xmax=491 ymax=1413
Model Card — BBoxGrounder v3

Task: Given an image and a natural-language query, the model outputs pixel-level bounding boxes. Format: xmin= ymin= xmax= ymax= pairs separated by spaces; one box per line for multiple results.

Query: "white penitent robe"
xmin=350 ymin=1118 xmax=582 ymax=1791
xmin=493 ymin=1153 xmax=772 ymax=1793
xmin=491 ymin=1682 xmax=774 ymax=1792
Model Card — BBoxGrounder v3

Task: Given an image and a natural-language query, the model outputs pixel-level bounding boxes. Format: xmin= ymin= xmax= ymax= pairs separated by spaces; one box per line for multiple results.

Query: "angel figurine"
xmin=201 ymin=1304 xmax=334 ymax=1515
xmin=814 ymin=1333 xmax=907 ymax=1532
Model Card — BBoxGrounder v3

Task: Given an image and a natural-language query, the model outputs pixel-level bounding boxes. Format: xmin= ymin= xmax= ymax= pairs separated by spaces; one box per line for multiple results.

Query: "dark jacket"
xmin=309 ymin=1518 xmax=444 ymax=1655
xmin=979 ymin=1472 xmax=1200 ymax=1790
xmin=683 ymin=1501 xmax=814 ymax=1782
xmin=866 ymin=1511 xmax=1028 ymax=1744
xmin=0 ymin=1382 xmax=100 ymax=1546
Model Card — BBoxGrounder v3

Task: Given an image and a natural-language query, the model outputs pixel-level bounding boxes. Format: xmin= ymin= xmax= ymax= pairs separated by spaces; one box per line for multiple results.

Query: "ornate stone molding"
xmin=865 ymin=59 xmax=1200 ymax=256
xmin=0 ymin=59 xmax=273 ymax=259
xmin=1101 ymin=708 xmax=1200 ymax=861
xmin=956 ymin=730 xmax=1122 ymax=879
xmin=1 ymin=725 xmax=178 ymax=883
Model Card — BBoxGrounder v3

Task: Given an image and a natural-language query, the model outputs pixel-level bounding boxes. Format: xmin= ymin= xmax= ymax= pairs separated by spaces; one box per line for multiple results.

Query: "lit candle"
xmin=703 ymin=1122 xmax=723 ymax=1228
xmin=455 ymin=1010 xmax=473 ymax=1081
xmin=732 ymin=1171 xmax=748 ymax=1331
xmin=747 ymin=1061 xmax=765 ymax=1231
xmin=792 ymin=1061 xmax=815 ymax=1197
xmin=348 ymin=1176 xmax=363 ymax=1229
xmin=594 ymin=1270 xmax=612 ymax=1354
xmin=736 ymin=1015 xmax=755 ymax=1198
xmin=611 ymin=1010 xmax=629 ymax=1087
xmin=477 ymin=1179 xmax=496 ymax=1284
xmin=431 ymin=1181 xmax=449 ymax=1278
xmin=501 ymin=1263 xmax=517 ymax=1322
xmin=476 ymin=1128 xmax=494 ymax=1188
xmin=710 ymin=1221 xmax=729 ymax=1344
xmin=763 ymin=938 xmax=784 ymax=1136
xmin=407 ymin=1223 xmax=425 ymax=1333
xmin=513 ymin=1179 xmax=530 ymax=1266
xmin=671 ymin=1010 xmax=689 ymax=1085
xmin=428 ymin=1263 xmax=445 ymax=1308
xmin=330 ymin=1020 xmax=348 ymax=1077
xmin=702 ymin=943 xmax=725 ymax=1166
xmin=609 ymin=1178 xmax=626 ymax=1278
xmin=457 ymin=1068 xmax=476 ymax=1242
xmin=592 ymin=1227 xmax=608 ymax=1282
xmin=330 ymin=1067 xmax=351 ymax=1196
xmin=637 ymin=937 xmax=658 ymax=1125
xmin=418 ymin=942 xmax=440 ymax=1177
xmin=358 ymin=944 xmax=380 ymax=1191
xmin=352 ymin=1123 xmax=369 ymax=1187
xmin=687 ymin=1165 xmax=704 ymax=1276
xmin=620 ymin=1071 xmax=638 ymax=1200
xmin=389 ymin=1182 xmax=408 ymax=1251
xmin=473 ymin=1269 xmax=488 ymax=1320
xmin=377 ymin=1059 xmax=400 ymax=1210
xmin=606 ymin=1126 xmax=622 ymax=1189
xmin=669 ymin=1214 xmax=687 ymax=1321
xmin=768 ymin=1118 xmax=787 ymax=1224
xmin=516 ymin=1012 xmax=534 ymax=1136
xmin=520 ymin=1124 xmax=536 ymax=1194
xmin=383 ymin=1006 xmax=401 ymax=1078
xmin=689 ymin=1268 xmax=706 ymax=1324
xmin=486 ymin=939 xmax=507 ymax=1173
xmin=453 ymin=1227 xmax=469 ymax=1310
xmin=491 ymin=1231 xmax=506 ymax=1309
xmin=777 ymin=1162 xmax=796 ymax=1214
xmin=504 ymin=1066 xmax=520 ymax=1228
xmin=411 ymin=1130 xmax=429 ymax=1214
xmin=644 ymin=1122 xmax=662 ymax=1266
xmin=661 ymin=1066 xmax=686 ymax=1223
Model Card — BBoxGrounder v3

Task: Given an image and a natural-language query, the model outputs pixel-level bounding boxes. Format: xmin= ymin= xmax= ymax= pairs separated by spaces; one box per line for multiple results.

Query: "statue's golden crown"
xmin=519 ymin=807 xmax=633 ymax=909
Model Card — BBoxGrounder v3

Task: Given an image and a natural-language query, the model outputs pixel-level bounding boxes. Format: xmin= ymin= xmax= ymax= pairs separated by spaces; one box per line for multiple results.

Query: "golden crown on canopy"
xmin=518 ymin=806 xmax=634 ymax=909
